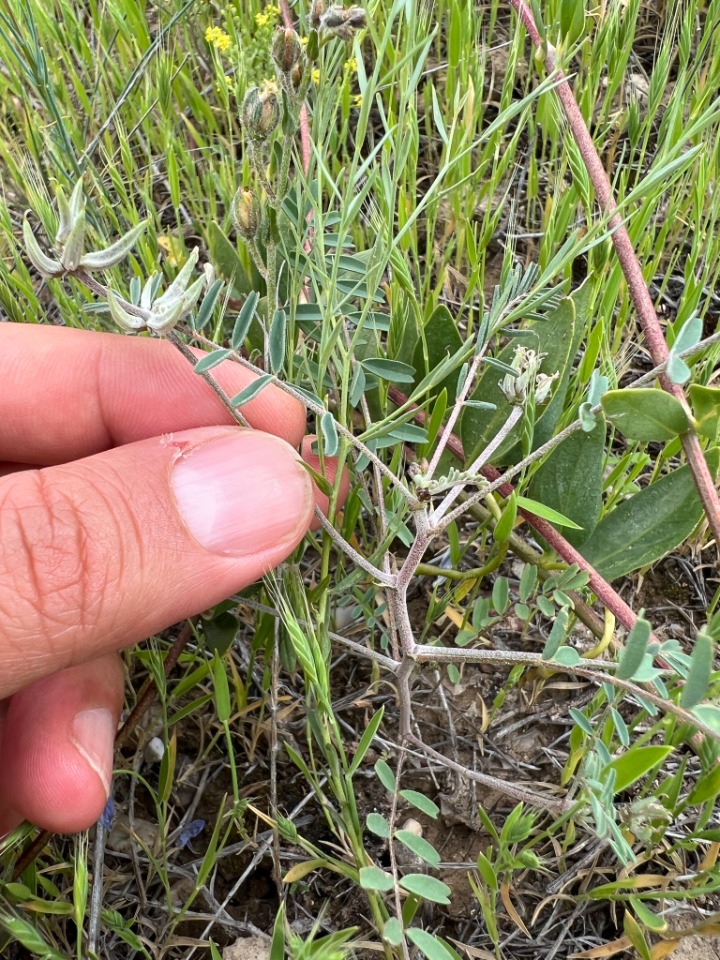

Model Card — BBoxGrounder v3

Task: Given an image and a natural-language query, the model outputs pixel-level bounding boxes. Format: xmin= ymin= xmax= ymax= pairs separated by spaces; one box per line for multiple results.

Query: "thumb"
xmin=0 ymin=426 xmax=314 ymax=699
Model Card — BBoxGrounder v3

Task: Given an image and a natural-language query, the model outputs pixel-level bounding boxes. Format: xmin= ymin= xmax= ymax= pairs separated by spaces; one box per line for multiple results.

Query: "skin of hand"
xmin=0 ymin=323 xmax=348 ymax=837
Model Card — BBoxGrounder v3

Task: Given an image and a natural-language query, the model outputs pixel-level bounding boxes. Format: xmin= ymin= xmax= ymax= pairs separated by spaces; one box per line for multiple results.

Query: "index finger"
xmin=0 ymin=324 xmax=306 ymax=464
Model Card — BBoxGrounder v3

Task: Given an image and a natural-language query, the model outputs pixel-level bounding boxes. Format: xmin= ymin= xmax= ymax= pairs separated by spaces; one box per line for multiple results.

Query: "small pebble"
xmin=143 ymin=736 xmax=165 ymax=763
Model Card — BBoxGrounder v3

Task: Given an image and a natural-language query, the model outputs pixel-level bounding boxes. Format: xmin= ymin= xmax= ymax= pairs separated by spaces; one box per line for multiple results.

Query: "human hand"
xmin=0 ymin=323 xmax=346 ymax=836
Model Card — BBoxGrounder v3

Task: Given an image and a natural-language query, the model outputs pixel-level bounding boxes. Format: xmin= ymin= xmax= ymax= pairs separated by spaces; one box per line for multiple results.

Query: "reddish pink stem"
xmin=508 ymin=0 xmax=720 ymax=547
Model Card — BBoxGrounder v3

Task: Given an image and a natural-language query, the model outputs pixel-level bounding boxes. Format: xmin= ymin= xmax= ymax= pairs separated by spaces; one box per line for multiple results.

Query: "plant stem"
xmin=313 ymin=506 xmax=396 ymax=585
xmin=405 ymin=733 xmax=571 ymax=814
xmin=425 ymin=345 xmax=487 ymax=482
xmin=432 ymin=405 xmax=523 ymax=529
xmin=387 ymin=385 xmax=662 ymax=647
xmin=70 ymin=270 xmax=251 ymax=427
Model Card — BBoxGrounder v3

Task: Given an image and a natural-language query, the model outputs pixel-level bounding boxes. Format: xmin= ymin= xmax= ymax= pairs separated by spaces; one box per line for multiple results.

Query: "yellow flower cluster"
xmin=311 ymin=68 xmax=321 ymax=84
xmin=343 ymin=57 xmax=358 ymax=73
xmin=255 ymin=4 xmax=280 ymax=28
xmin=205 ymin=25 xmax=232 ymax=53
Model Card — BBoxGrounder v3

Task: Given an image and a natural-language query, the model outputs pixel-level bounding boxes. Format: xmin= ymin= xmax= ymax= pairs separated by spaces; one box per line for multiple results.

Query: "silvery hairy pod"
xmin=108 ymin=247 xmax=205 ymax=334
xmin=498 ymin=347 xmax=544 ymax=405
xmin=23 ymin=180 xmax=146 ymax=278
xmin=309 ymin=0 xmax=325 ymax=28
xmin=309 ymin=2 xmax=366 ymax=38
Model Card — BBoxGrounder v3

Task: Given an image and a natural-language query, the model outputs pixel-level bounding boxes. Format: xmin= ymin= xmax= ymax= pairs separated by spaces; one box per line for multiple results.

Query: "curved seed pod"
xmin=23 ymin=218 xmax=62 ymax=278
xmin=59 ymin=209 xmax=86 ymax=271
xmin=153 ymin=246 xmax=200 ymax=310
xmin=107 ymin=287 xmax=147 ymax=332
xmin=80 ymin=220 xmax=147 ymax=271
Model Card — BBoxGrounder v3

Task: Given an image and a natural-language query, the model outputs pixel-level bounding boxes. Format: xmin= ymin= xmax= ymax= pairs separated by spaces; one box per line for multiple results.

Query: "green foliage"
xmin=602 ymin=388 xmax=691 ymax=441
xmin=617 ymin=617 xmax=652 ymax=680
xmin=412 ymin=304 xmax=464 ymax=402
xmin=681 ymin=630 xmax=714 ymax=709
xmin=529 ymin=412 xmax=605 ymax=546
xmin=689 ymin=384 xmax=720 ymax=439
xmin=405 ymin=928 xmax=462 ymax=960
xmin=580 ymin=449 xmax=720 ymax=580
xmin=6 ymin=0 xmax=720 ymax=956
xmin=460 ymin=287 xmax=574 ymax=465
xmin=609 ymin=746 xmax=675 ymax=793
xmin=399 ymin=875 xmax=451 ymax=904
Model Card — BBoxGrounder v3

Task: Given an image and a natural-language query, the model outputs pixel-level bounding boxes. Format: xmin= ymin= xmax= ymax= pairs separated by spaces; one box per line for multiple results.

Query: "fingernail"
xmin=171 ymin=431 xmax=313 ymax=556
xmin=70 ymin=708 xmax=115 ymax=797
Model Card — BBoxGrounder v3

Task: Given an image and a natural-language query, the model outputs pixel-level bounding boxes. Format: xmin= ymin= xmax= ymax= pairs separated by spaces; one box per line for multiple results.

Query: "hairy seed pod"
xmin=231 ymin=188 xmax=260 ymax=239
xmin=309 ymin=0 xmax=325 ymax=28
xmin=241 ymin=86 xmax=280 ymax=141
xmin=290 ymin=63 xmax=303 ymax=91
xmin=272 ymin=27 xmax=303 ymax=74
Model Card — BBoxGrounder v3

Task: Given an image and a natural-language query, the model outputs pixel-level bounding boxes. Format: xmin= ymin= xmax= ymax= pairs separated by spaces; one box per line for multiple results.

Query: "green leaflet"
xmin=383 ymin=919 xmax=404 ymax=946
xmin=399 ymin=789 xmax=440 ymax=818
xmin=320 ymin=410 xmax=339 ymax=456
xmin=406 ymin=928 xmax=461 ymax=960
xmin=194 ymin=278 xmax=224 ymax=332
xmin=689 ymin=384 xmax=720 ymax=439
xmin=230 ymin=373 xmax=275 ymax=408
xmin=362 ymin=357 xmax=416 ymax=383
xmin=194 ymin=348 xmax=232 ymax=373
xmin=359 ymin=866 xmax=394 ymax=892
xmin=616 ymin=617 xmax=651 ymax=680
xmin=579 ymin=448 xmax=720 ymax=581
xmin=602 ymin=388 xmax=690 ymax=441
xmin=680 ymin=630 xmax=714 ymax=709
xmin=609 ymin=745 xmax=674 ymax=793
xmin=666 ymin=314 xmax=702 ymax=385
xmin=411 ymin=304 xmax=463 ymax=402
xmin=231 ymin=290 xmax=260 ymax=349
xmin=375 ymin=758 xmax=396 ymax=793
xmin=399 ymin=874 xmax=451 ymax=904
xmin=395 ymin=830 xmax=441 ymax=867
xmin=528 ymin=412 xmax=606 ymax=547
xmin=366 ymin=812 xmax=390 ymax=838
